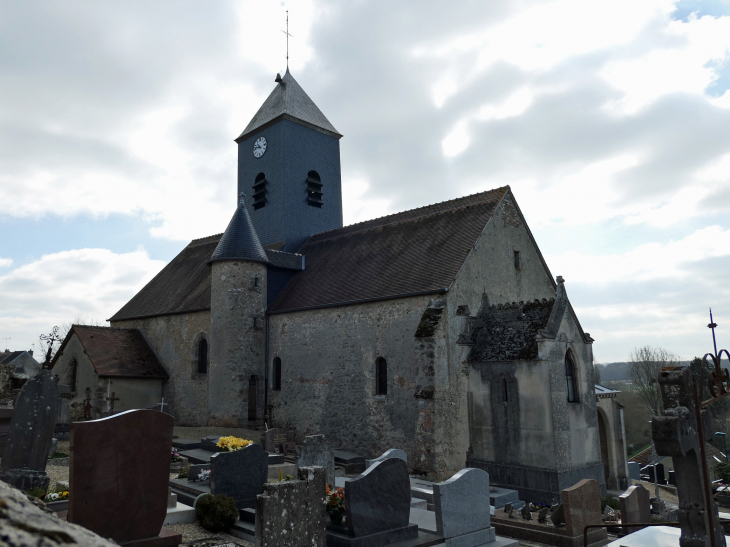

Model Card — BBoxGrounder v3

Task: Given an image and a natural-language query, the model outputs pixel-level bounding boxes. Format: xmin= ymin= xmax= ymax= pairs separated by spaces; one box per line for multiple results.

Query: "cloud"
xmin=0 ymin=258 xmax=12 ymax=268
xmin=0 ymin=248 xmax=165 ymax=351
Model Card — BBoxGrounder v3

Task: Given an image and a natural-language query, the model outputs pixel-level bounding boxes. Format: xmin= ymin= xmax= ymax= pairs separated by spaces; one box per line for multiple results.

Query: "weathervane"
xmin=281 ymin=10 xmax=293 ymax=69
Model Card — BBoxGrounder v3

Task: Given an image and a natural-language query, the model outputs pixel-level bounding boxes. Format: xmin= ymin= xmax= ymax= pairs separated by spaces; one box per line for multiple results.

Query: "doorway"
xmin=248 ymin=375 xmax=258 ymax=421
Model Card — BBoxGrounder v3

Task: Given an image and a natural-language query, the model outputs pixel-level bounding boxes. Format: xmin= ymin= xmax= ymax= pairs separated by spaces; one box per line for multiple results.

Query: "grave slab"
xmin=488 ymin=487 xmax=520 ymax=509
xmin=200 ymin=435 xmax=223 ymax=452
xmin=365 ymin=448 xmax=407 ymax=469
xmin=172 ymin=438 xmax=200 ymax=450
xmin=334 ymin=449 xmax=367 ymax=475
xmin=179 ymin=448 xmax=214 ymax=464
xmin=117 ymin=526 xmax=182 ymax=547
xmin=163 ymin=502 xmax=197 ymax=525
xmin=299 ymin=434 xmax=335 ymax=485
xmin=210 ymin=442 xmax=268 ymax=508
xmin=268 ymin=462 xmax=297 ymax=480
xmin=619 ymin=484 xmax=651 ymax=533
xmin=345 ymin=458 xmax=417 ymax=543
xmin=255 ymin=466 xmax=326 ymax=547
xmin=0 ymin=370 xmax=59 ymax=491
xmin=606 ymin=525 xmax=730 ymax=547
xmin=68 ymin=410 xmax=173 ymax=544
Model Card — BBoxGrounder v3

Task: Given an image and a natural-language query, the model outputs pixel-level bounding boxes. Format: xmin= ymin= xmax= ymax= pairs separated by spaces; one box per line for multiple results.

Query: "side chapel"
xmin=51 ymin=69 xmax=627 ymax=501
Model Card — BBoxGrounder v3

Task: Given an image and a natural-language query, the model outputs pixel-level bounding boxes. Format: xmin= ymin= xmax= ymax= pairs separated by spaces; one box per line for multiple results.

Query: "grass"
xmin=49 ymin=452 xmax=69 ymax=459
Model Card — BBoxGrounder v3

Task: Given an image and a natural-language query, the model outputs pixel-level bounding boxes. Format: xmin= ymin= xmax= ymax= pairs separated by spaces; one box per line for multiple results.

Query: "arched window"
xmin=273 ymin=357 xmax=282 ymax=391
xmin=375 ymin=357 xmax=387 ymax=396
xmin=198 ymin=339 xmax=208 ymax=374
xmin=253 ymin=173 xmax=267 ymax=210
xmin=69 ymin=358 xmax=78 ymax=392
xmin=565 ymin=351 xmax=578 ymax=403
xmin=306 ymin=170 xmax=323 ymax=208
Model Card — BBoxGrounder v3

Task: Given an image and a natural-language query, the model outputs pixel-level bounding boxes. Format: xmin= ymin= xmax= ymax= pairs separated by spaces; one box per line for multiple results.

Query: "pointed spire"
xmin=236 ymin=70 xmax=341 ymax=142
xmin=209 ymin=193 xmax=268 ymax=265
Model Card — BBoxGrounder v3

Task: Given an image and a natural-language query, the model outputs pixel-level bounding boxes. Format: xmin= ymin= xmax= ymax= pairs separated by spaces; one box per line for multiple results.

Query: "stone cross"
xmin=652 ymin=367 xmax=726 ymax=547
xmin=106 ymin=392 xmax=120 ymax=412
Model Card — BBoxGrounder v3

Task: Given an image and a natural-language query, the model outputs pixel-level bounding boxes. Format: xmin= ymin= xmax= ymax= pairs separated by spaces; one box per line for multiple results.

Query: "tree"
xmin=593 ymin=356 xmax=602 ymax=384
xmin=628 ymin=346 xmax=680 ymax=502
xmin=628 ymin=346 xmax=680 ymax=415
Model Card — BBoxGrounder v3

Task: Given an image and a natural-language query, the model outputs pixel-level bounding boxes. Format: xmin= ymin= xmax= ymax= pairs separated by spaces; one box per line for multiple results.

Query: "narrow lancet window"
xmin=273 ymin=357 xmax=282 ymax=391
xmin=565 ymin=351 xmax=578 ymax=403
xmin=253 ymin=173 xmax=267 ymax=210
xmin=198 ymin=339 xmax=208 ymax=374
xmin=375 ymin=357 xmax=388 ymax=395
xmin=306 ymin=170 xmax=323 ymax=207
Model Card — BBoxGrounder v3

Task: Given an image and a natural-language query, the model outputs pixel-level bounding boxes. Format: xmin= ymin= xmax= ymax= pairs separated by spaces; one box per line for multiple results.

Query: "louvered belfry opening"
xmin=252 ymin=172 xmax=267 ymax=210
xmin=306 ymin=170 xmax=323 ymax=207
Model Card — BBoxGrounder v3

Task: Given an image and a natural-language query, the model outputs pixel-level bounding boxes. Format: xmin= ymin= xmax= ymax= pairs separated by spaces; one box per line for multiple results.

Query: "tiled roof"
xmin=109 ymin=235 xmax=219 ymax=322
xmin=467 ymin=298 xmax=556 ymax=362
xmin=51 ymin=325 xmax=167 ymax=378
xmin=267 ymin=189 xmax=507 ymax=314
xmin=236 ymin=69 xmax=340 ymax=141
xmin=210 ymin=197 xmax=268 ymax=264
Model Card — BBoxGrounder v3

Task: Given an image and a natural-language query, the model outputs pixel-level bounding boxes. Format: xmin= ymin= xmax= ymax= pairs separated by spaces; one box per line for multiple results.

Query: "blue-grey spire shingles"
xmin=236 ymin=69 xmax=341 ymax=141
xmin=210 ymin=194 xmax=268 ymax=264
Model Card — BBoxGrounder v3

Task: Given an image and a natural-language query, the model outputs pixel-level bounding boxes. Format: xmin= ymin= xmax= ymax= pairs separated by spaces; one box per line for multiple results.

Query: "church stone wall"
xmin=209 ymin=260 xmax=267 ymax=427
xmin=112 ymin=310 xmax=211 ymax=426
xmin=267 ymin=294 xmax=445 ymax=478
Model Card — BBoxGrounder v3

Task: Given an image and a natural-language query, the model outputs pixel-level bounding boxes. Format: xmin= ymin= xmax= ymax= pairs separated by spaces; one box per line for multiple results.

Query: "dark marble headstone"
xmin=345 ymin=458 xmax=415 ymax=538
xmin=210 ymin=442 xmax=268 ymax=508
xmin=0 ymin=370 xmax=59 ymax=490
xmin=263 ymin=428 xmax=280 ymax=453
xmin=68 ymin=409 xmax=174 ymax=544
xmin=200 ymin=435 xmax=223 ymax=452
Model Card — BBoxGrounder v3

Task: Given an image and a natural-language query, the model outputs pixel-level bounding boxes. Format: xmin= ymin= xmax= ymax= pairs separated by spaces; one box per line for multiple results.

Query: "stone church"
xmin=51 ymin=69 xmax=625 ymax=501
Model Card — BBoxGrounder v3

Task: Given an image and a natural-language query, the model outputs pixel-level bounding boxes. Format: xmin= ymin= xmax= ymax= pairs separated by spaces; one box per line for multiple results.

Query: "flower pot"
xmin=328 ymin=511 xmax=345 ymax=526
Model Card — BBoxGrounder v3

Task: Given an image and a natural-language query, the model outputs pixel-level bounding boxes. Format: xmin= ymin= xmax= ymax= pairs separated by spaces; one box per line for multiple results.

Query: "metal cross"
xmin=702 ymin=308 xmax=730 ymax=404
xmin=281 ymin=10 xmax=293 ymax=69
xmin=1 ymin=337 xmax=10 ymax=350
xmin=106 ymin=392 xmax=120 ymax=412
xmin=159 ymin=397 xmax=166 ymax=413
xmin=40 ymin=326 xmax=62 ymax=369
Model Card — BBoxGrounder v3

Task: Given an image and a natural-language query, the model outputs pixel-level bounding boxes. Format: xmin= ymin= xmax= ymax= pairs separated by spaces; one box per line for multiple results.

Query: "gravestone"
xmin=537 ymin=506 xmax=549 ymax=522
xmin=365 ymin=448 xmax=407 ymax=468
xmin=210 ymin=442 xmax=268 ymax=508
xmin=188 ymin=463 xmax=211 ymax=482
xmin=298 ymin=434 xmax=335 ymax=486
xmin=0 ymin=370 xmax=59 ymax=490
xmin=263 ymin=427 xmax=280 ymax=453
xmin=68 ymin=409 xmax=180 ymax=547
xmin=652 ymin=367 xmax=726 ymax=547
xmin=343 ymin=458 xmax=417 ymax=543
xmin=562 ymin=479 xmax=601 ymax=537
xmin=433 ymin=467 xmax=496 ymax=545
xmin=167 ymin=487 xmax=177 ymax=508
xmin=627 ymin=461 xmax=641 ymax=481
xmin=55 ymin=384 xmax=71 ymax=435
xmin=550 ymin=504 xmax=564 ymax=526
xmin=619 ymin=484 xmax=651 ymax=533
xmin=0 ymin=408 xmax=13 ymax=454
xmin=255 ymin=466 xmax=326 ymax=547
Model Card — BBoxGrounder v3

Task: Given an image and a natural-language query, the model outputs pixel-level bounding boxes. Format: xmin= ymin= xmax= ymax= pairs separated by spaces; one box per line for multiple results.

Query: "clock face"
xmin=253 ymin=136 xmax=267 ymax=158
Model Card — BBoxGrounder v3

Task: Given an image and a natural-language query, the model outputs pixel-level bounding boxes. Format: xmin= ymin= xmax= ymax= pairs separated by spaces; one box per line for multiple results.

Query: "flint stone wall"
xmin=255 ymin=466 xmax=326 ymax=547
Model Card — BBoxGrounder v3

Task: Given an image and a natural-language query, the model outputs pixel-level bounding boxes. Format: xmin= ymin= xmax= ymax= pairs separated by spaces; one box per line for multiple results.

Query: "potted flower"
xmin=326 ymin=484 xmax=346 ymax=526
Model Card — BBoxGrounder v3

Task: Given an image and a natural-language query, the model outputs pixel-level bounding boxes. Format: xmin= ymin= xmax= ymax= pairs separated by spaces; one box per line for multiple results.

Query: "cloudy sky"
xmin=1 ymin=0 xmax=730 ymax=362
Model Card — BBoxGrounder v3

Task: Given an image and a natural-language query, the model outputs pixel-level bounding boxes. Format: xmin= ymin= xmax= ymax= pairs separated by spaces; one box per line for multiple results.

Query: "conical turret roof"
xmin=209 ymin=195 xmax=268 ymax=264
xmin=236 ymin=69 xmax=341 ymax=141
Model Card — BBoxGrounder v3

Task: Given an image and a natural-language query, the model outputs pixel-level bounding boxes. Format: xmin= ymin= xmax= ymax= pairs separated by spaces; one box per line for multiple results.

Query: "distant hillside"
xmin=597 ymin=362 xmax=631 ymax=383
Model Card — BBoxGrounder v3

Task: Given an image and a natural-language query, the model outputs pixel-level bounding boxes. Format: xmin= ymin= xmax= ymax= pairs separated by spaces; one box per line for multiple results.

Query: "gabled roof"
xmin=467 ymin=298 xmax=556 ymax=362
xmin=236 ymin=69 xmax=341 ymax=141
xmin=210 ymin=197 xmax=268 ymax=264
xmin=595 ymin=384 xmax=620 ymax=398
xmin=51 ymin=325 xmax=167 ymax=379
xmin=0 ymin=351 xmax=24 ymax=365
xmin=267 ymin=188 xmax=508 ymax=314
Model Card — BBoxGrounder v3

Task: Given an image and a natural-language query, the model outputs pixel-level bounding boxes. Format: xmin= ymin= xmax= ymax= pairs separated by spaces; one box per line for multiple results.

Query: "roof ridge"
xmin=189 ymin=233 xmax=223 ymax=247
xmin=266 ymin=249 xmax=303 ymax=257
xmin=309 ymin=186 xmax=508 ymax=242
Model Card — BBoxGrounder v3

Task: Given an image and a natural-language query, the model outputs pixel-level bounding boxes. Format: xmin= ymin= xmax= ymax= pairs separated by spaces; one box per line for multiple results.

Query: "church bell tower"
xmin=235 ymin=69 xmax=343 ymax=253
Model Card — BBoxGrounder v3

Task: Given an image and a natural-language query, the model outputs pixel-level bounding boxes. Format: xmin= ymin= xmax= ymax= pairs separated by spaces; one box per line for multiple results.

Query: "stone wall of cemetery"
xmin=112 ymin=310 xmax=210 ymax=426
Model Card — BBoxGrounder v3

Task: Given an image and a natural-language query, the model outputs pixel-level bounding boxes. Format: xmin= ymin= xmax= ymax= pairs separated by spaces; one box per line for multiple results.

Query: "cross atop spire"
xmin=281 ymin=10 xmax=292 ymax=70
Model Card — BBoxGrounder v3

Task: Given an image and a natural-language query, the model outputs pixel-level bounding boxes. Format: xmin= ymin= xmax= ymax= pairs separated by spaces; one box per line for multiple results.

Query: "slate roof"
xmin=467 ymin=298 xmax=556 ymax=362
xmin=595 ymin=384 xmax=620 ymax=398
xmin=111 ymin=187 xmax=509 ymax=320
xmin=51 ymin=325 xmax=167 ymax=378
xmin=0 ymin=351 xmax=23 ymax=365
xmin=236 ymin=69 xmax=341 ymax=141
xmin=210 ymin=197 xmax=268 ymax=264
xmin=267 ymin=188 xmax=508 ymax=314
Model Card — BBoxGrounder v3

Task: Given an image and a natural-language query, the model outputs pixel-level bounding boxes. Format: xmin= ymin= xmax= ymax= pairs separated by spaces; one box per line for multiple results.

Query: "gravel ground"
xmin=46 ymin=465 xmax=69 ymax=491
xmin=165 ymin=522 xmax=253 ymax=546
